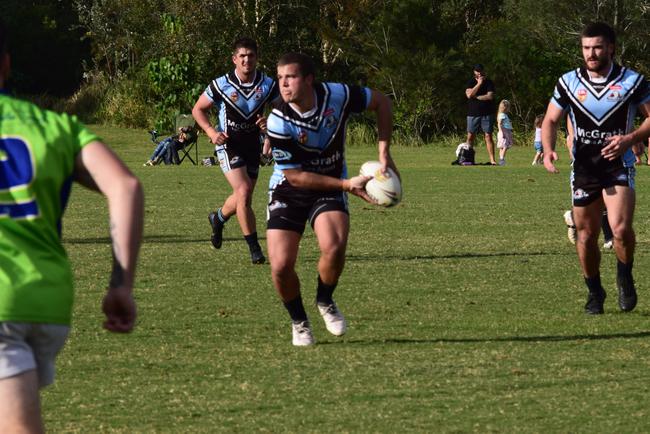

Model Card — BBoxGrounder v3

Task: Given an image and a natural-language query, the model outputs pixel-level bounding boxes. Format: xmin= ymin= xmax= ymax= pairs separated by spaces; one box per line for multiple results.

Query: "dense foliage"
xmin=3 ymin=0 xmax=649 ymax=136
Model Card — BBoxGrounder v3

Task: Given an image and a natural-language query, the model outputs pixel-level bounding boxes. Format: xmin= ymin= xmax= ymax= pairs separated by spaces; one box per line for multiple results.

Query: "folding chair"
xmin=174 ymin=114 xmax=199 ymax=165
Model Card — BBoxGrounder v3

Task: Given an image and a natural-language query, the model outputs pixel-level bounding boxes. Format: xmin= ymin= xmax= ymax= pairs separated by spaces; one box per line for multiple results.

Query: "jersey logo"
xmin=298 ymin=130 xmax=308 ymax=144
xmin=576 ymin=89 xmax=587 ymax=102
xmin=272 ymin=149 xmax=292 ymax=161
xmin=230 ymin=91 xmax=239 ymax=102
xmin=0 ymin=137 xmax=40 ymax=220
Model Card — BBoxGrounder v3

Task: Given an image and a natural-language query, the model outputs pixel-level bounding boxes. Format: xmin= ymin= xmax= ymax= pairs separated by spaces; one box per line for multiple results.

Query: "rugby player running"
xmin=193 ymin=38 xmax=278 ymax=264
xmin=542 ymin=22 xmax=650 ymax=314
xmin=266 ymin=53 xmax=398 ymax=346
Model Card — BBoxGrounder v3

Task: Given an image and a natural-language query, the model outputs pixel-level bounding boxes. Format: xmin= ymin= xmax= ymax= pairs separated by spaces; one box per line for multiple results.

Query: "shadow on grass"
xmin=64 ymin=235 xmax=268 ymax=244
xmin=346 ymin=251 xmax=571 ymax=261
xmin=320 ymin=330 xmax=650 ymax=346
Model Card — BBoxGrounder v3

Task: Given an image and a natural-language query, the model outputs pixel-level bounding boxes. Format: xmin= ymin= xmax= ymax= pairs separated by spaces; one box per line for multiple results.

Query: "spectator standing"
xmin=465 ymin=64 xmax=497 ymax=165
xmin=496 ymin=99 xmax=513 ymax=165
xmin=532 ymin=115 xmax=544 ymax=165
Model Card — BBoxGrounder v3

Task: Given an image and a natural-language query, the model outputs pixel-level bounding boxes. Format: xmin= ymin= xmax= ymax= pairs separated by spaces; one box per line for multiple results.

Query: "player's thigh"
xmin=572 ymin=198 xmax=604 ymax=235
xmin=267 ymin=229 xmax=302 ymax=273
xmin=313 ymin=211 xmax=350 ymax=254
xmin=603 ymin=185 xmax=635 ymax=230
xmin=223 ymin=166 xmax=253 ymax=195
xmin=0 ymin=369 xmax=43 ymax=433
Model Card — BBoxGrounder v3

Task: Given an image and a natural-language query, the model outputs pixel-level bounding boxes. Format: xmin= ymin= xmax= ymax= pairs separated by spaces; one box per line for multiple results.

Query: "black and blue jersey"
xmin=551 ymin=64 xmax=650 ymax=174
xmin=204 ymin=70 xmax=278 ymax=148
xmin=267 ymin=82 xmax=371 ymax=202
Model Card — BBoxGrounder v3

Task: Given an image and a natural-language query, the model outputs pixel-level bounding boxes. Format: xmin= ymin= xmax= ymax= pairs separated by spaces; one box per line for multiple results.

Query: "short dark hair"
xmin=581 ymin=22 xmax=616 ymax=45
xmin=232 ymin=37 xmax=257 ymax=55
xmin=0 ymin=18 xmax=7 ymax=58
xmin=473 ymin=63 xmax=484 ymax=73
xmin=277 ymin=52 xmax=316 ymax=79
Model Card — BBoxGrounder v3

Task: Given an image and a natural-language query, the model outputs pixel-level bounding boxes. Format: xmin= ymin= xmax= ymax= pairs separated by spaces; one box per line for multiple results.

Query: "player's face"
xmin=232 ymin=48 xmax=257 ymax=76
xmin=581 ymin=36 xmax=614 ymax=73
xmin=277 ymin=63 xmax=312 ymax=104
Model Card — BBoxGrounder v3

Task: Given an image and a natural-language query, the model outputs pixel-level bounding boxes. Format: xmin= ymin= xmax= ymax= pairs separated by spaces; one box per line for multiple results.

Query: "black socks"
xmin=316 ymin=275 xmax=337 ymax=306
xmin=284 ymin=296 xmax=308 ymax=323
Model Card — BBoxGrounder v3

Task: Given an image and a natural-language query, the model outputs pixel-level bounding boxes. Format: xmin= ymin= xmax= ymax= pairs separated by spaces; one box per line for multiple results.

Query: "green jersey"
xmin=0 ymin=93 xmax=98 ymax=324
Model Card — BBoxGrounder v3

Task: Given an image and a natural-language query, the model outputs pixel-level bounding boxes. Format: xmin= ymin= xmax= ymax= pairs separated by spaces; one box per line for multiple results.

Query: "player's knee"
xmin=234 ymin=184 xmax=253 ymax=205
xmin=612 ymin=223 xmax=634 ymax=242
xmin=576 ymin=227 xmax=599 ymax=244
xmin=320 ymin=241 xmax=346 ymax=262
xmin=270 ymin=257 xmax=295 ymax=280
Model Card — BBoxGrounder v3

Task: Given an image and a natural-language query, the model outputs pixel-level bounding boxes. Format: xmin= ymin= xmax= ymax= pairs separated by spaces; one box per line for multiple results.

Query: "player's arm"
xmin=283 ymin=169 xmax=374 ymax=203
xmin=541 ymin=102 xmax=564 ymax=174
xmin=74 ymin=141 xmax=143 ymax=333
xmin=192 ymin=93 xmax=227 ymax=145
xmin=365 ymin=89 xmax=399 ymax=178
xmin=602 ymin=102 xmax=650 ymax=160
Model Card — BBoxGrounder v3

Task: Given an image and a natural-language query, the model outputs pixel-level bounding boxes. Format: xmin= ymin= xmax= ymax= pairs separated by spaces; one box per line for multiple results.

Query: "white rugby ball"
xmin=359 ymin=161 xmax=402 ymax=207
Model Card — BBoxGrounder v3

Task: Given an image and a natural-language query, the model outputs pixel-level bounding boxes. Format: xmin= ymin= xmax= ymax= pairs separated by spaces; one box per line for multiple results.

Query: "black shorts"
xmin=215 ymin=142 xmax=261 ymax=179
xmin=571 ymin=167 xmax=635 ymax=207
xmin=267 ymin=191 xmax=349 ymax=234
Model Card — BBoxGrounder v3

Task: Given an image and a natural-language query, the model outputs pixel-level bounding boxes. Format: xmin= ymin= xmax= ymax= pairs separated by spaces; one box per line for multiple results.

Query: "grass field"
xmin=42 ymin=125 xmax=650 ymax=432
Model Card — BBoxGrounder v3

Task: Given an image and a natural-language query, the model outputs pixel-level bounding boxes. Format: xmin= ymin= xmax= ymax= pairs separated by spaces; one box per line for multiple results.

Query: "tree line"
xmin=2 ymin=0 xmax=649 ymax=138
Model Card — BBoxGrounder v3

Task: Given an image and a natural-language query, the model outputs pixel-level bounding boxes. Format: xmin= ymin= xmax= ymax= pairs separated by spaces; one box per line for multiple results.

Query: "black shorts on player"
xmin=571 ymin=166 xmax=635 ymax=207
xmin=214 ymin=142 xmax=261 ymax=179
xmin=267 ymin=192 xmax=349 ymax=234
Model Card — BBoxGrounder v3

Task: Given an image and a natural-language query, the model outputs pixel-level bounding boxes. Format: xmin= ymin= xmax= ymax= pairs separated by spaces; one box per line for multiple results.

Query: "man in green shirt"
xmin=0 ymin=20 xmax=144 ymax=433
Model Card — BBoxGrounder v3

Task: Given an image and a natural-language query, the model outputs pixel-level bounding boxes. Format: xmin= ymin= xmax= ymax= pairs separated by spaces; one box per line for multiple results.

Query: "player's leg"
xmin=0 ymin=370 xmax=44 ymax=434
xmin=312 ymin=210 xmax=350 ymax=336
xmin=573 ymin=198 xmax=606 ymax=314
xmin=267 ymin=229 xmax=313 ymax=346
xmin=601 ymin=209 xmax=613 ymax=249
xmin=603 ymin=184 xmax=637 ymax=312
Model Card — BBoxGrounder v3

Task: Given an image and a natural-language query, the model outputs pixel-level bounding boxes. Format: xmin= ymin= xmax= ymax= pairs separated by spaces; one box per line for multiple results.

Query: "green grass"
xmin=42 ymin=125 xmax=650 ymax=432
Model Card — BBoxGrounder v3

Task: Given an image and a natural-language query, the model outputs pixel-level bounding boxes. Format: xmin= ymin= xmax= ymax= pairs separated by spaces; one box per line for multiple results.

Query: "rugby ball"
xmin=359 ymin=161 xmax=402 ymax=207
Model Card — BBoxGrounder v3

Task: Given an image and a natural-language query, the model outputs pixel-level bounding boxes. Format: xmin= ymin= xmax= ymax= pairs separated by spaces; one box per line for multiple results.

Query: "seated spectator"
xmin=143 ymin=127 xmax=192 ymax=166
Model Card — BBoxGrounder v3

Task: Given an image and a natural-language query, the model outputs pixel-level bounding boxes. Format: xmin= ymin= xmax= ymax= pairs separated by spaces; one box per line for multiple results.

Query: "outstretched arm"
xmin=74 ymin=141 xmax=144 ymax=332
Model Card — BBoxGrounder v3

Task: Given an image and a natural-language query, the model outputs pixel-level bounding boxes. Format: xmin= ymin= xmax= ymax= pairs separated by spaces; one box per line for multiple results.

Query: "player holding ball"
xmin=266 ymin=52 xmax=398 ymax=346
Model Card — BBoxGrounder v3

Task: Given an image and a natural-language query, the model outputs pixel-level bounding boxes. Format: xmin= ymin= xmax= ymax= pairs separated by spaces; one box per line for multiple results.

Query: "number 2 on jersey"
xmin=0 ymin=137 xmax=39 ymax=219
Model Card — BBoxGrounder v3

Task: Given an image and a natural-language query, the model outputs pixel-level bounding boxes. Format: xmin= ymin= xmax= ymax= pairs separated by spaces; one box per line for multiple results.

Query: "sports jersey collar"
xmin=233 ymin=69 xmax=257 ymax=86
xmin=289 ymin=90 xmax=319 ymax=118
xmin=586 ymin=62 xmax=613 ymax=82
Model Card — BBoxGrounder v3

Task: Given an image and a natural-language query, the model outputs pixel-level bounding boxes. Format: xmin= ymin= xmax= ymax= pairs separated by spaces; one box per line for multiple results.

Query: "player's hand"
xmin=602 ymin=134 xmax=633 ymax=160
xmin=543 ymin=151 xmax=560 ymax=174
xmin=208 ymin=129 xmax=228 ymax=146
xmin=256 ymin=115 xmax=268 ymax=134
xmin=379 ymin=154 xmax=401 ymax=180
xmin=102 ymin=286 xmax=137 ymax=333
xmin=477 ymin=75 xmax=485 ymax=85
xmin=345 ymin=175 xmax=377 ymax=204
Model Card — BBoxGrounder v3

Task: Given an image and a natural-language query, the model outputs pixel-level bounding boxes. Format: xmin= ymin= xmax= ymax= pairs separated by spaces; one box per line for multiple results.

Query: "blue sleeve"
xmin=551 ymin=78 xmax=569 ymax=111
xmin=267 ymin=112 xmax=301 ymax=169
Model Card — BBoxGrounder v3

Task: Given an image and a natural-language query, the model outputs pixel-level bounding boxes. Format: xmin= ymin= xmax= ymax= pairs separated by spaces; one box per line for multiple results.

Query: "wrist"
xmin=341 ymin=179 xmax=351 ymax=192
